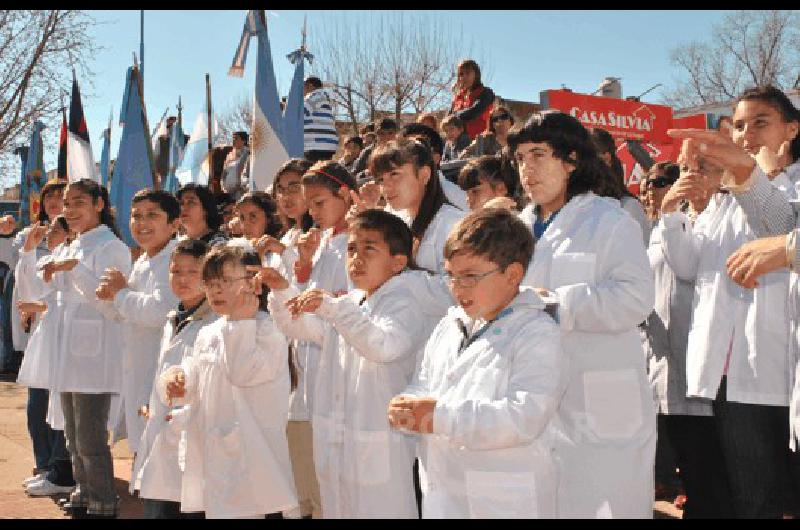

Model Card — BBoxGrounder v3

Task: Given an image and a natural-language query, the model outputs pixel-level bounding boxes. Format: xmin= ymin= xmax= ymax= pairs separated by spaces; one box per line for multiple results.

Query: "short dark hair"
xmin=648 ymin=161 xmax=680 ymax=182
xmin=132 ymin=188 xmax=181 ymax=222
xmin=172 ymin=238 xmax=209 ymax=261
xmin=233 ymin=131 xmax=249 ymax=145
xmin=509 ymin=111 xmax=616 ymax=202
xmin=360 ymin=123 xmax=375 ymax=134
xmin=441 ymin=114 xmax=465 ymax=131
xmin=344 ymin=135 xmax=364 ymax=149
xmin=349 ymin=209 xmax=415 ymax=268
xmin=457 ymin=155 xmax=513 ymax=196
xmin=215 ymin=192 xmax=236 ymax=208
xmin=37 ymin=179 xmax=67 ymax=223
xmin=735 ymin=85 xmax=800 ymax=161
xmin=304 ymin=76 xmax=323 ymax=90
xmin=235 ymin=191 xmax=283 ymax=238
xmin=301 ymin=160 xmax=357 ymax=195
xmin=401 ymin=123 xmax=444 ymax=157
xmin=377 ymin=118 xmax=398 ymax=132
xmin=176 ymin=184 xmax=223 ymax=232
xmin=444 ymin=208 xmax=534 ymax=273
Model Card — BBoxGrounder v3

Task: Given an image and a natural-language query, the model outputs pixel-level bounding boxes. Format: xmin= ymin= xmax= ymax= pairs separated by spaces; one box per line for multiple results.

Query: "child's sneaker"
xmin=25 ymin=478 xmax=74 ymax=496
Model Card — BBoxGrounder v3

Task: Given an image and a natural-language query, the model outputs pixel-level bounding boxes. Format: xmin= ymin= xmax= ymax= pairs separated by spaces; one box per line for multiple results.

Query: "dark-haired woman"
xmin=449 ymin=59 xmax=496 ymax=141
xmin=176 ymin=184 xmax=228 ymax=247
xmin=44 ymin=179 xmax=131 ymax=518
xmin=460 ymin=106 xmax=514 ymax=158
xmin=665 ymin=85 xmax=800 ymax=518
xmin=512 ymin=112 xmax=656 ymax=518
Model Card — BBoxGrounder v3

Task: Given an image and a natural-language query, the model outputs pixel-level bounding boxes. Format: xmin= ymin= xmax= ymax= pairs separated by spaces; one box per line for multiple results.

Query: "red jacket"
xmin=450 ymin=85 xmax=495 ymax=140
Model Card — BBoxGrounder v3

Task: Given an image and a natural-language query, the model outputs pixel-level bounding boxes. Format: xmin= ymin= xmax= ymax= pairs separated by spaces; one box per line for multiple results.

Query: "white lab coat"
xmin=132 ymin=302 xmax=217 ymax=501
xmin=400 ymin=287 xmax=565 ymax=518
xmin=438 ymin=170 xmax=469 ymax=211
xmin=620 ymin=195 xmax=652 ymax=246
xmin=49 ymin=224 xmax=131 ymax=394
xmin=390 ymin=204 xmax=464 ymax=275
xmin=10 ymin=227 xmax=48 ymax=352
xmin=644 ymin=220 xmax=712 ymax=416
xmin=659 ymin=182 xmax=795 ymax=406
xmin=521 ymin=192 xmax=656 ymax=519
xmin=15 ymin=244 xmax=65 ymax=390
xmin=157 ymin=312 xmax=296 ymax=519
xmin=268 ymin=269 xmax=452 ymax=518
xmin=111 ymin=238 xmax=180 ymax=452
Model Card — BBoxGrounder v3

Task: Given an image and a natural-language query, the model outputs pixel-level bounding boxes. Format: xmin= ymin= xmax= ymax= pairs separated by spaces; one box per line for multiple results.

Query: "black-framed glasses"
xmin=646 ymin=177 xmax=676 ymax=189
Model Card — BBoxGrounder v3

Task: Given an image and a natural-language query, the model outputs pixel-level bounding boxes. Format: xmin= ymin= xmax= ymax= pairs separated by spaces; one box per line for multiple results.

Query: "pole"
xmin=206 ymin=73 xmax=217 ymax=192
xmin=140 ymin=10 xmax=144 ymax=93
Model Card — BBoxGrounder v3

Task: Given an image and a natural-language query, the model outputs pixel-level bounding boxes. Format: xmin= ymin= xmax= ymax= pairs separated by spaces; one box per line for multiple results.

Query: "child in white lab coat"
xmin=388 ymin=208 xmax=566 ymax=519
xmin=263 ymin=209 xmax=452 ymax=518
xmin=131 ymin=238 xmax=216 ymax=518
xmin=96 ymin=189 xmax=181 ymax=455
xmin=161 ymin=242 xmax=296 ymax=519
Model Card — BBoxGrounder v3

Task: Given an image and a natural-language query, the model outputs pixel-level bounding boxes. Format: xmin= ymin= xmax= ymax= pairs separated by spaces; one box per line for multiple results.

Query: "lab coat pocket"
xmin=464 ymin=470 xmax=538 ymax=518
xmin=551 ymin=252 xmax=596 ymax=288
xmin=70 ymin=318 xmax=102 ymax=357
xmin=353 ymin=429 xmax=391 ymax=486
xmin=582 ymin=369 xmax=643 ymax=441
xmin=207 ymin=424 xmax=245 ymax=484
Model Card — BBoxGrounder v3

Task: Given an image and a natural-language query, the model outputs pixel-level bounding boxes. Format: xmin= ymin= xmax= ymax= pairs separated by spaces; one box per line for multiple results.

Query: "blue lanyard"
xmin=456 ymin=306 xmax=515 ymax=355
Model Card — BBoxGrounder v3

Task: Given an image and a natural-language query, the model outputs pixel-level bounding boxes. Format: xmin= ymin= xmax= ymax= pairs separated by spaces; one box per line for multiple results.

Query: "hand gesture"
xmin=253 ymin=234 xmax=285 ymax=258
xmin=23 ymin=222 xmax=48 ymax=253
xmin=755 ymin=140 xmax=792 ymax=178
xmin=49 ymin=258 xmax=79 ymax=274
xmin=0 ymin=215 xmax=16 ymax=235
xmin=358 ymin=182 xmax=382 ymax=209
xmin=228 ymin=281 xmax=260 ymax=321
xmin=725 ymin=234 xmax=790 ymax=289
xmin=387 ymin=395 xmax=437 ymax=434
xmin=17 ymin=300 xmax=47 ymax=314
xmin=296 ymin=228 xmax=322 ymax=264
xmin=246 ymin=265 xmax=289 ymax=291
xmin=165 ymin=370 xmax=187 ymax=400
xmin=285 ymin=288 xmax=326 ymax=318
xmin=659 ymin=173 xmax=704 ymax=214
xmin=96 ymin=268 xmax=127 ymax=300
xmin=668 ymin=129 xmax=756 ymax=186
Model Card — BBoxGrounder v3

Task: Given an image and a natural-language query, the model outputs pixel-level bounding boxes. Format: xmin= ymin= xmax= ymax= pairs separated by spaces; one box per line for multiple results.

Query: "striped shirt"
xmin=303 ymin=88 xmax=339 ymax=153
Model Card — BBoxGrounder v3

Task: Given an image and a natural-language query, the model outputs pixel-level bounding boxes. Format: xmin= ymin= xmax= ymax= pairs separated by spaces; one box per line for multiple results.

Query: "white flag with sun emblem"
xmin=250 ymin=96 xmax=289 ymax=191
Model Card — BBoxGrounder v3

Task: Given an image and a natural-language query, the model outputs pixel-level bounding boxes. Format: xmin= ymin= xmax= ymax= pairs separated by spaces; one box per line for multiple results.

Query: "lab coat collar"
xmin=75 ymin=224 xmax=114 ymax=247
xmin=451 ymin=285 xmax=546 ymax=325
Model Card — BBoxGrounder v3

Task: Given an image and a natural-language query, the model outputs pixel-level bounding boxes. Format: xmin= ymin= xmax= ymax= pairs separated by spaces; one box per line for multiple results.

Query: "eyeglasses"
xmin=276 ymin=182 xmax=302 ymax=195
xmin=646 ymin=177 xmax=676 ymax=189
xmin=443 ymin=268 xmax=500 ymax=288
xmin=204 ymin=274 xmax=255 ymax=291
xmin=491 ymin=114 xmax=511 ymax=122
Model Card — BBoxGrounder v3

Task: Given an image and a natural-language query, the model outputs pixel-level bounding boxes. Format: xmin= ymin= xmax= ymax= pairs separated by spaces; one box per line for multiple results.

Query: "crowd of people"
xmin=1 ymin=57 xmax=800 ymax=519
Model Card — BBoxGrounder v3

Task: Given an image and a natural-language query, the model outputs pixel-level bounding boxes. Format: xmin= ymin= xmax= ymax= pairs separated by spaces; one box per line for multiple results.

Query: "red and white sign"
xmin=543 ymin=89 xmax=675 ymax=145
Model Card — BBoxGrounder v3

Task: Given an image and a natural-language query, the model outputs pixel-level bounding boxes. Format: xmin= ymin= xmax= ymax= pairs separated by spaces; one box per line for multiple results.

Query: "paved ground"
xmin=0 ymin=375 xmax=680 ymax=519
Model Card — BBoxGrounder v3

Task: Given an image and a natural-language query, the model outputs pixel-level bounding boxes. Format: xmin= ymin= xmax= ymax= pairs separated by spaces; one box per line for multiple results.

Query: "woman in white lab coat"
xmin=666 ymin=85 xmax=800 ymax=518
xmin=511 ymin=112 xmax=656 ymax=518
xmin=46 ymin=179 xmax=132 ymax=517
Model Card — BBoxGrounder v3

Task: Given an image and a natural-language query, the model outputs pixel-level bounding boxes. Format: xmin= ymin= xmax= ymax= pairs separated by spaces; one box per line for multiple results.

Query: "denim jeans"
xmin=27 ymin=387 xmax=54 ymax=471
xmin=61 ymin=392 xmax=117 ymax=516
xmin=713 ymin=377 xmax=796 ymax=518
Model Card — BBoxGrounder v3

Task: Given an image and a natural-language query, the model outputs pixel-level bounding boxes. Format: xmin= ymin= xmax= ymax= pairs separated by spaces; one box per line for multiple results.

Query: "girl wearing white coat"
xmin=390 ymin=208 xmax=566 ymax=519
xmin=45 ymin=179 xmax=132 ymax=518
xmin=265 ymin=209 xmax=453 ymax=518
xmin=511 ymin=113 xmax=656 ymax=519
xmin=160 ymin=243 xmax=296 ymax=519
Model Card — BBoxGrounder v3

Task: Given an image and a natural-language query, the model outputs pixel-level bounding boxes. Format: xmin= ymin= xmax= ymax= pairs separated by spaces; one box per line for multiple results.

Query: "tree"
xmin=664 ymin=10 xmax=800 ymax=108
xmin=0 ymin=10 xmax=98 ymax=189
xmin=310 ymin=12 xmax=483 ymax=133
xmin=216 ymin=92 xmax=252 ymax=144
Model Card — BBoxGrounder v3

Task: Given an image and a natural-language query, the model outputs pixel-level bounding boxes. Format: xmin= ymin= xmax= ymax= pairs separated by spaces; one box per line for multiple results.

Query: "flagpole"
xmin=206 ymin=73 xmax=217 ymax=192
xmin=140 ymin=10 xmax=144 ymax=94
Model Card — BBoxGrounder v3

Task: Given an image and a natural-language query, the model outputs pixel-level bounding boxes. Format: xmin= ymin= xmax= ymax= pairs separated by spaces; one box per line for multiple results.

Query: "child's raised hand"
xmin=285 ymin=288 xmax=326 ymax=318
xmin=228 ymin=281 xmax=260 ymax=321
xmin=0 ymin=215 xmax=16 ymax=235
xmin=755 ymin=140 xmax=792 ymax=177
xmin=52 ymin=258 xmax=80 ymax=272
xmin=17 ymin=300 xmax=47 ymax=314
xmin=165 ymin=370 xmax=186 ymax=400
xmin=23 ymin=222 xmax=49 ymax=252
xmin=99 ymin=268 xmax=128 ymax=296
xmin=40 ymin=261 xmax=57 ymax=283
xmin=245 ymin=265 xmax=289 ymax=291
xmin=253 ymin=234 xmax=286 ymax=257
xmin=296 ymin=228 xmax=322 ymax=263
xmin=387 ymin=395 xmax=437 ymax=434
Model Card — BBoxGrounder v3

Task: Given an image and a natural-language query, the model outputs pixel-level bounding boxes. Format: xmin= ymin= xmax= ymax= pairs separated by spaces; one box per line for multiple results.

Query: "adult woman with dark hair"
xmin=176 ymin=184 xmax=228 ymax=247
xmin=511 ymin=111 xmax=656 ymax=518
xmin=590 ymin=128 xmax=651 ymax=244
xmin=461 ymin=105 xmax=515 ymax=159
xmin=368 ymin=138 xmax=465 ymax=274
xmin=664 ymin=84 xmax=800 ymax=519
xmin=448 ymin=59 xmax=495 ymax=141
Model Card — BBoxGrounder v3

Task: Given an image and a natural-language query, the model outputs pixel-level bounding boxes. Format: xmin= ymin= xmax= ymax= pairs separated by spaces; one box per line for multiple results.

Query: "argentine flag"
xmin=175 ymin=111 xmax=212 ymax=187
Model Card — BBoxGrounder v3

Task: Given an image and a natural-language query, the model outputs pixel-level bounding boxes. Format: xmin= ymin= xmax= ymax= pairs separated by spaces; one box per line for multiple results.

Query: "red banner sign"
xmin=543 ymin=89 xmax=675 ymax=144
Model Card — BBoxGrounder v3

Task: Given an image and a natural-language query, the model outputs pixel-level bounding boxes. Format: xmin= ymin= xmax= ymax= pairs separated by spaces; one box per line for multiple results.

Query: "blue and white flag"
xmin=20 ymin=121 xmax=45 ymax=225
xmin=110 ymin=66 xmax=154 ymax=246
xmin=163 ymin=110 xmax=186 ymax=193
xmin=285 ymin=40 xmax=313 ymax=158
xmin=229 ymin=10 xmax=290 ymax=191
xmin=99 ymin=109 xmax=112 ymax=188
xmin=175 ymin=110 xmax=211 ymax=187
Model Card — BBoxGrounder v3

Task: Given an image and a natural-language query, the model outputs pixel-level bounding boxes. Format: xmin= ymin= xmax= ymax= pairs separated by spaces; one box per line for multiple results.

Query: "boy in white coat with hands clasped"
xmin=388 ymin=208 xmax=566 ymax=519
xmin=160 ymin=241 xmax=297 ymax=518
xmin=262 ymin=209 xmax=452 ymax=518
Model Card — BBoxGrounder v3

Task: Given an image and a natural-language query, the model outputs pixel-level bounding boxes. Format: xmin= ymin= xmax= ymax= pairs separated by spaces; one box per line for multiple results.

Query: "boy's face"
xmin=346 ymin=228 xmax=407 ymax=295
xmin=169 ymin=253 xmax=206 ymax=307
xmin=303 ymin=184 xmax=349 ymax=230
xmin=344 ymin=142 xmax=361 ymax=159
xmin=376 ymin=163 xmax=429 ymax=213
xmin=130 ymin=199 xmax=179 ymax=256
xmin=443 ymin=124 xmax=462 ymax=143
xmin=203 ymin=260 xmax=254 ymax=316
xmin=465 ymin=180 xmax=508 ymax=211
xmin=444 ymin=251 xmax=523 ymax=321
xmin=236 ymin=201 xmax=267 ymax=239
xmin=275 ymin=171 xmax=306 ymax=221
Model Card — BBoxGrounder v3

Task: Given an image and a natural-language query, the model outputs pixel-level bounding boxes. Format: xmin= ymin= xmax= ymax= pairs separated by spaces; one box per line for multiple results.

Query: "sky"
xmin=25 ymin=9 xmax=730 ymax=186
